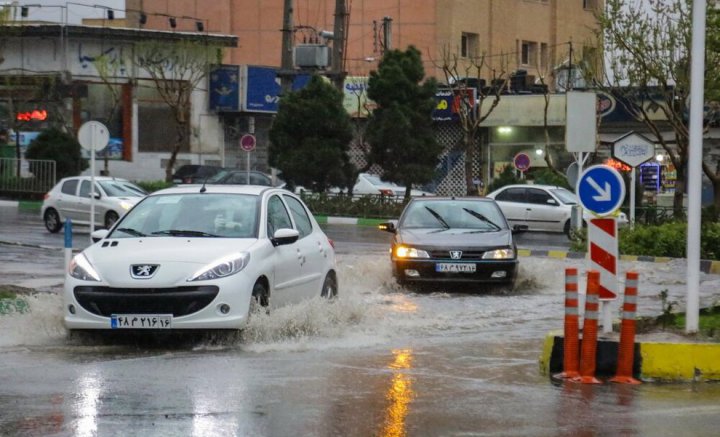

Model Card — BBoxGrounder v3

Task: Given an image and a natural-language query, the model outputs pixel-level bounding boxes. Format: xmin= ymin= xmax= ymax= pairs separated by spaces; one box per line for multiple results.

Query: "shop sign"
xmin=243 ymin=66 xmax=310 ymax=113
xmin=209 ymin=65 xmax=240 ymax=112
xmin=343 ymin=76 xmax=376 ymax=118
xmin=432 ymin=88 xmax=476 ymax=121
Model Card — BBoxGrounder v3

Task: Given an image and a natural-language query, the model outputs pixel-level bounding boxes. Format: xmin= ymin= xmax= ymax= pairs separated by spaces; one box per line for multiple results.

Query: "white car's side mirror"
xmin=91 ymin=229 xmax=109 ymax=243
xmin=271 ymin=228 xmax=300 ymax=246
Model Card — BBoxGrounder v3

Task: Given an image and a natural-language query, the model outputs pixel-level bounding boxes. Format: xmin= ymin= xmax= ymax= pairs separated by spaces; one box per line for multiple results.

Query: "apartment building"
xmin=126 ymin=0 xmax=602 ymax=84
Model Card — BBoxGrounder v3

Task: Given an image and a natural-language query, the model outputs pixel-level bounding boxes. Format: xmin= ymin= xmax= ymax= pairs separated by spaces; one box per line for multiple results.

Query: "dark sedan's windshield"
xmin=401 ymin=200 xmax=508 ymax=231
xmin=110 ymin=193 xmax=259 ymax=239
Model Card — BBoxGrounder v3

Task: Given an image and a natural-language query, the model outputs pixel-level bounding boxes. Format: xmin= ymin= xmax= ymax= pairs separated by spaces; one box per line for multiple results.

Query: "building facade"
xmin=127 ymin=0 xmax=602 ymax=83
xmin=0 ymin=19 xmax=237 ymax=181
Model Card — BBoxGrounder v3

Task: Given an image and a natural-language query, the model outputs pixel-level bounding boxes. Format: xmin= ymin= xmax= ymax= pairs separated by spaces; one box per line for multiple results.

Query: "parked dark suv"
xmin=171 ymin=165 xmax=222 ymax=184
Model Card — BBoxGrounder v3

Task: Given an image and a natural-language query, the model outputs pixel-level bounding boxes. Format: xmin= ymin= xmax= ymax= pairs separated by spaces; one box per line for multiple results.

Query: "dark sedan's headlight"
xmin=394 ymin=245 xmax=430 ymax=259
xmin=482 ymin=248 xmax=515 ymax=259
xmin=69 ymin=254 xmax=102 ymax=281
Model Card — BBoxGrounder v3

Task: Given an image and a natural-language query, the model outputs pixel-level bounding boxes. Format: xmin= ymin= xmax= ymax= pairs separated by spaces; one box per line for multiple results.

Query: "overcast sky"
xmin=12 ymin=1 xmax=126 ymax=24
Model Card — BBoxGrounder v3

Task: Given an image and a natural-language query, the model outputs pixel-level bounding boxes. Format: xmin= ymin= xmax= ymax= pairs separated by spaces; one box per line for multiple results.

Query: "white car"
xmin=42 ymin=176 xmax=147 ymax=233
xmin=63 ymin=185 xmax=337 ymax=331
xmin=486 ymin=184 xmax=628 ymax=234
xmin=335 ymin=173 xmax=433 ymax=197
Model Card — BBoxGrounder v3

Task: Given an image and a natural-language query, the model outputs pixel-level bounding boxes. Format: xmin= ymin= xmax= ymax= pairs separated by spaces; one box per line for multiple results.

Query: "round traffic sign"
xmin=78 ymin=121 xmax=110 ymax=152
xmin=576 ymin=164 xmax=626 ymax=216
xmin=240 ymin=134 xmax=256 ymax=152
xmin=513 ymin=152 xmax=531 ymax=172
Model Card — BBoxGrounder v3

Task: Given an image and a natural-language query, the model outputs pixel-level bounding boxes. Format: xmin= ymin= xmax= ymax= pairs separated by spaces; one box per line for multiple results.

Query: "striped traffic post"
xmin=573 ymin=270 xmax=602 ymax=384
xmin=555 ymin=268 xmax=580 ymax=379
xmin=588 ymin=217 xmax=619 ymax=334
xmin=610 ymin=271 xmax=642 ymax=385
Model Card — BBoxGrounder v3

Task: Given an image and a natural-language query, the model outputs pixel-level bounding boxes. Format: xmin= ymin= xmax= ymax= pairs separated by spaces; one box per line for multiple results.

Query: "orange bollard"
xmin=555 ymin=268 xmax=580 ymax=379
xmin=611 ymin=271 xmax=642 ymax=384
xmin=572 ymin=270 xmax=602 ymax=384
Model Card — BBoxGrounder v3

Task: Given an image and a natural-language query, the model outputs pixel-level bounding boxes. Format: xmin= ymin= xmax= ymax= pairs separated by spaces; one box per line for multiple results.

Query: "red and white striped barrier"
xmin=588 ymin=217 xmax=618 ymax=333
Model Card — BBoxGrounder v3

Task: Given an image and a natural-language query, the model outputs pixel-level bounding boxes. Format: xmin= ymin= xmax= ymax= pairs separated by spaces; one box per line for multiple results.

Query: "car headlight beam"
xmin=188 ymin=252 xmax=250 ymax=281
xmin=482 ymin=248 xmax=515 ymax=259
xmin=395 ymin=246 xmax=430 ymax=259
xmin=69 ymin=254 xmax=102 ymax=282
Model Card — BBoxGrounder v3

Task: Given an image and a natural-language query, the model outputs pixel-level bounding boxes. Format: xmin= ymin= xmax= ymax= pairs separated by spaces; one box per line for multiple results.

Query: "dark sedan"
xmin=379 ymin=197 xmax=525 ymax=288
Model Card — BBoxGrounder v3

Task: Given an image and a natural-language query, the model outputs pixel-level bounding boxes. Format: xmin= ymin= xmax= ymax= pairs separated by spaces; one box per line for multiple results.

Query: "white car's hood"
xmin=83 ymin=238 xmax=258 ymax=286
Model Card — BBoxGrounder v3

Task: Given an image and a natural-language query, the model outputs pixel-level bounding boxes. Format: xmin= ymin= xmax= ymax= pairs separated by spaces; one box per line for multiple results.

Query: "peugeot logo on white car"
xmin=450 ymin=251 xmax=462 ymax=259
xmin=131 ymin=264 xmax=159 ymax=279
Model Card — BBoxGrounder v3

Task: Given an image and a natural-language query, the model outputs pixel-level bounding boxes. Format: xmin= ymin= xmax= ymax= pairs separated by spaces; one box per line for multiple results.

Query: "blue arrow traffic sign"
xmin=576 ymin=165 xmax=626 ymax=216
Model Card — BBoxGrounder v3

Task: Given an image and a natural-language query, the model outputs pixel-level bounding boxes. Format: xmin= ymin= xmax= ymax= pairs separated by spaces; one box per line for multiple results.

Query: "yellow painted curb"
xmin=547 ymin=250 xmax=567 ymax=259
xmin=517 ymin=249 xmax=532 ymax=257
xmin=710 ymin=261 xmax=720 ymax=275
xmin=539 ymin=331 xmax=560 ymax=376
xmin=620 ymin=255 xmax=638 ymax=262
xmin=640 ymin=342 xmax=720 ymax=381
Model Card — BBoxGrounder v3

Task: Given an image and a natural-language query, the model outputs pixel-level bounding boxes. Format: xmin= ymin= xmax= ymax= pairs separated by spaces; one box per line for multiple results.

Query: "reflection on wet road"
xmin=2 ymin=206 xmax=720 ymax=435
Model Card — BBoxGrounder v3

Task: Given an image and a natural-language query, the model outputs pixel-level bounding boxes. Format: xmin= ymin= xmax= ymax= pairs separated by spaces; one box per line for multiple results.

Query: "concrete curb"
xmin=539 ymin=332 xmax=720 ymax=382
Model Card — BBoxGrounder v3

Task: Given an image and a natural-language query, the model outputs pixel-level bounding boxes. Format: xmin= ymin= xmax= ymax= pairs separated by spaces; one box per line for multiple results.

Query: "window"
xmin=136 ymin=79 xmax=189 ymax=153
xmin=521 ymin=41 xmax=538 ymax=66
xmin=284 ymin=195 xmax=313 ymax=238
xmin=267 ymin=195 xmax=293 ymax=237
xmin=583 ymin=0 xmax=598 ymax=10
xmin=540 ymin=43 xmax=549 ymax=70
xmin=527 ymin=188 xmax=553 ymax=205
xmin=496 ymin=187 xmax=526 ymax=202
xmin=461 ymin=32 xmax=479 ymax=58
xmin=61 ymin=179 xmax=79 ymax=196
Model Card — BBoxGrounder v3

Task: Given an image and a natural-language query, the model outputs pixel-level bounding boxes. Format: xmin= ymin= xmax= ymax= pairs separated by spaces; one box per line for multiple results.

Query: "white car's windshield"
xmin=98 ymin=180 xmax=147 ymax=197
xmin=401 ymin=200 xmax=507 ymax=231
xmin=110 ymin=193 xmax=259 ymax=238
xmin=551 ymin=188 xmax=577 ymax=205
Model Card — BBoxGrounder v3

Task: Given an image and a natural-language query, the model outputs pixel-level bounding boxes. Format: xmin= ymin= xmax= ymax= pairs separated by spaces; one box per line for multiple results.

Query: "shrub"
xmin=134 ymin=180 xmax=174 ymax=193
xmin=531 ymin=168 xmax=571 ymax=189
xmin=24 ymin=128 xmax=88 ymax=180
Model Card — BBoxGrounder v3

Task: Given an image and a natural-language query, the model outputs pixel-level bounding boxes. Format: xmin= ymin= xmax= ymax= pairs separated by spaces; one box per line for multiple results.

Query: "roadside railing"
xmin=0 ymin=158 xmax=56 ymax=196
xmin=299 ymin=192 xmax=408 ymax=219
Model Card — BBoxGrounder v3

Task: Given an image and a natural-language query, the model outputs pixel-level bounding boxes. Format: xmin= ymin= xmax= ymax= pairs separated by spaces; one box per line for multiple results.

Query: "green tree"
xmin=366 ymin=46 xmax=442 ymax=201
xmin=25 ymin=128 xmax=88 ymax=179
xmin=269 ymin=75 xmax=354 ymax=192
xmin=595 ymin=0 xmax=720 ymax=212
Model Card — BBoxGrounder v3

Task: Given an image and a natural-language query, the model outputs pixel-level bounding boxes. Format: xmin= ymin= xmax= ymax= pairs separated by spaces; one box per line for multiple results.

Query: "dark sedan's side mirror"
xmin=512 ymin=225 xmax=528 ymax=234
xmin=378 ymin=222 xmax=396 ymax=233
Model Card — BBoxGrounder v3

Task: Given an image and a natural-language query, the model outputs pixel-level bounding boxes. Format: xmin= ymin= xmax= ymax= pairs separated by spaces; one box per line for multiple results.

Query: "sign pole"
xmin=630 ymin=168 xmax=636 ymax=227
xmin=246 ymin=149 xmax=251 ymax=184
xmin=90 ymin=128 xmax=96 ymax=237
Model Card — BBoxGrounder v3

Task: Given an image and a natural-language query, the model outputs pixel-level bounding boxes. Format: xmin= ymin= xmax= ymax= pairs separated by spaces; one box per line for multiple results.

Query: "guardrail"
xmin=0 ymin=158 xmax=56 ymax=195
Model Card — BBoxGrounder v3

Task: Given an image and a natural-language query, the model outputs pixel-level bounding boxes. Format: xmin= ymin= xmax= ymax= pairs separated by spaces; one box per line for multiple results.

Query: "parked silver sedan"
xmin=41 ymin=176 xmax=147 ymax=233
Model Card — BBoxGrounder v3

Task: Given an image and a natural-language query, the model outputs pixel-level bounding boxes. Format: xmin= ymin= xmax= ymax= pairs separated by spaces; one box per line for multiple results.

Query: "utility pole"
xmin=279 ymin=0 xmax=294 ymax=93
xmin=331 ymin=0 xmax=348 ymax=90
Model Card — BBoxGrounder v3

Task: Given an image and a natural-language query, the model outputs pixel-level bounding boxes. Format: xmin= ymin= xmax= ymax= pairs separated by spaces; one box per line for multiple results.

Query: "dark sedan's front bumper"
xmin=392 ymin=258 xmax=518 ymax=284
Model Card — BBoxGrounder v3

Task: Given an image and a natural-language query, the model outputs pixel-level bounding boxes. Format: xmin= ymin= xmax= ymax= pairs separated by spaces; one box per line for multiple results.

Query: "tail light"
xmin=43 ymin=193 xmax=50 ymax=200
xmin=183 ymin=177 xmax=192 ymax=183
xmin=379 ymin=189 xmax=394 ymax=196
xmin=327 ymin=238 xmax=335 ymax=249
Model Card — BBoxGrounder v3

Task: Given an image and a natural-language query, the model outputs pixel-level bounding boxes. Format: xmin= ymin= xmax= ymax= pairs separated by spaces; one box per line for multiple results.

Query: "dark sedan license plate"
xmin=111 ymin=314 xmax=173 ymax=329
xmin=435 ymin=263 xmax=476 ymax=273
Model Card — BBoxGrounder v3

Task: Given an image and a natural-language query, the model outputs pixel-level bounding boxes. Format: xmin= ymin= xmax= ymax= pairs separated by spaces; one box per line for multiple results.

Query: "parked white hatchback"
xmin=42 ymin=176 xmax=147 ymax=232
xmin=486 ymin=184 xmax=628 ymax=235
xmin=64 ymin=185 xmax=337 ymax=331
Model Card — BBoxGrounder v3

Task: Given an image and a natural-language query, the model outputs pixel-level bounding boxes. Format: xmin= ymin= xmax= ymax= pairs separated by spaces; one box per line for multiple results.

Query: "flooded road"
xmin=2 ymin=206 xmax=720 ymax=435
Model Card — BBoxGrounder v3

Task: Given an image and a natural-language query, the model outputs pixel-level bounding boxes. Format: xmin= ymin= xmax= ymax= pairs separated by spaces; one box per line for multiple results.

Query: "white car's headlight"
xmin=395 ymin=246 xmax=430 ymax=258
xmin=188 ymin=252 xmax=250 ymax=281
xmin=119 ymin=201 xmax=133 ymax=210
xmin=482 ymin=248 xmax=515 ymax=259
xmin=69 ymin=254 xmax=102 ymax=281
